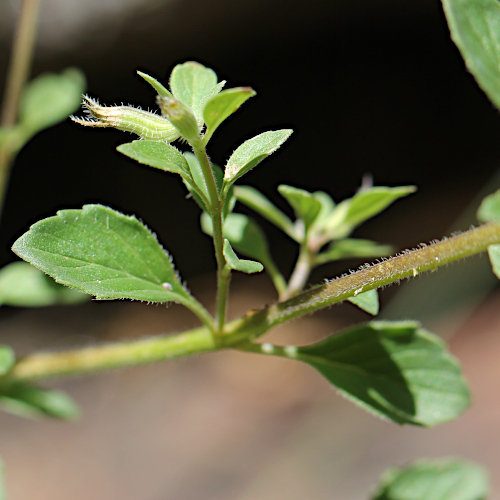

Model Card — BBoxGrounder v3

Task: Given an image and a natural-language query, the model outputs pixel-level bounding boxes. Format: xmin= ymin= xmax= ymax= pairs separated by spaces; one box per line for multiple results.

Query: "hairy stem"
xmin=0 ymin=0 xmax=41 ymax=218
xmin=5 ymin=221 xmax=500 ymax=382
xmin=9 ymin=326 xmax=217 ymax=382
xmin=224 ymin=221 xmax=500 ymax=343
xmin=191 ymin=142 xmax=228 ymax=334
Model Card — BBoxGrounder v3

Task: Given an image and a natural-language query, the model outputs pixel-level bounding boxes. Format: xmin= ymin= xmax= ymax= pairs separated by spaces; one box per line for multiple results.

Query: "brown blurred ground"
xmin=0 ymin=274 xmax=499 ymax=500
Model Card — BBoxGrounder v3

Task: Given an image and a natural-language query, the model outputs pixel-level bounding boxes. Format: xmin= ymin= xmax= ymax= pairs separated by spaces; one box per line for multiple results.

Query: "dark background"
xmin=2 ymin=0 xmax=500 ymax=281
xmin=2 ymin=1 xmax=500 ymax=499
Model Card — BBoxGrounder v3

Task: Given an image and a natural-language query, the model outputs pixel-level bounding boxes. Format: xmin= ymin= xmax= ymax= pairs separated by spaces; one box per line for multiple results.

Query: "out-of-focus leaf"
xmin=0 ymin=346 xmax=14 ymax=376
xmin=477 ymin=189 xmax=500 ymax=222
xmin=278 ymin=185 xmax=322 ymax=233
xmin=19 ymin=68 xmax=85 ymax=136
xmin=0 ymin=383 xmax=79 ymax=420
xmin=315 ymin=238 xmax=393 ymax=265
xmin=371 ymin=457 xmax=489 ymax=500
xmin=234 ymin=185 xmax=299 ymax=240
xmin=0 ymin=261 xmax=87 ymax=307
xmin=442 ymin=0 xmax=500 ymax=111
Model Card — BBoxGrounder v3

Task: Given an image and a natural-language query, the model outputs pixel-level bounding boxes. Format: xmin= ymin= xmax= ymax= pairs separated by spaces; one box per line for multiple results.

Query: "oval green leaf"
xmin=443 ymin=0 xmax=500 ymax=110
xmin=117 ymin=140 xmax=190 ymax=177
xmin=169 ymin=61 xmax=221 ymax=123
xmin=477 ymin=189 xmax=500 ymax=223
xmin=12 ymin=205 xmax=196 ymax=306
xmin=294 ymin=321 xmax=470 ymax=426
xmin=223 ymin=129 xmax=293 ymax=188
xmin=372 ymin=457 xmax=489 ymax=500
xmin=203 ymin=87 xmax=256 ymax=138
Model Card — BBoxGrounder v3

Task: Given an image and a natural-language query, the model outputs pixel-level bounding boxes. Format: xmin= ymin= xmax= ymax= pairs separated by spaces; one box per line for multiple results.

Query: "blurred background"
xmin=1 ymin=0 xmax=500 ymax=498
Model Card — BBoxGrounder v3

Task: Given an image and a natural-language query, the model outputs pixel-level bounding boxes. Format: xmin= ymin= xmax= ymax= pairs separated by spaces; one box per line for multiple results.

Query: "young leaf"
xmin=19 ymin=68 xmax=85 ymax=136
xmin=311 ymin=190 xmax=336 ymax=227
xmin=0 ymin=346 xmax=15 ymax=376
xmin=137 ymin=71 xmax=173 ymax=98
xmin=223 ymin=129 xmax=293 ymax=189
xmin=0 ymin=261 xmax=87 ymax=307
xmin=0 ymin=383 xmax=79 ymax=420
xmin=291 ymin=321 xmax=470 ymax=426
xmin=347 ymin=289 xmax=379 ymax=315
xmin=169 ymin=62 xmax=219 ymax=123
xmin=443 ymin=0 xmax=500 ymax=111
xmin=117 ymin=140 xmax=191 ymax=177
xmin=486 ymin=244 xmax=500 ymax=279
xmin=12 ymin=205 xmax=197 ymax=307
xmin=315 ymin=238 xmax=393 ymax=265
xmin=223 ymin=240 xmax=263 ymax=274
xmin=278 ymin=185 xmax=323 ymax=233
xmin=234 ymin=185 xmax=299 ymax=240
xmin=203 ymin=87 xmax=256 ymax=138
xmin=477 ymin=188 xmax=500 ymax=222
xmin=371 ymin=457 xmax=489 ymax=500
xmin=325 ymin=186 xmax=415 ymax=237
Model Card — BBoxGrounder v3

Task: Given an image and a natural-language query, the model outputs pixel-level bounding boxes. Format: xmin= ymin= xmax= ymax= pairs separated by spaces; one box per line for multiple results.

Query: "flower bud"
xmin=156 ymin=96 xmax=200 ymax=143
xmin=70 ymin=95 xmax=180 ymax=142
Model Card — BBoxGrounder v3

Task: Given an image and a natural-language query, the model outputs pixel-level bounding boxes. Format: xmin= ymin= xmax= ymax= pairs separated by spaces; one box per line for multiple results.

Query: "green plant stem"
xmin=9 ymin=326 xmax=217 ymax=382
xmin=177 ymin=296 xmax=214 ymax=330
xmin=223 ymin=221 xmax=500 ymax=343
xmin=281 ymin=243 xmax=314 ymax=301
xmin=5 ymin=221 xmax=500 ymax=383
xmin=191 ymin=142 xmax=228 ymax=335
xmin=0 ymin=0 xmax=41 ymax=218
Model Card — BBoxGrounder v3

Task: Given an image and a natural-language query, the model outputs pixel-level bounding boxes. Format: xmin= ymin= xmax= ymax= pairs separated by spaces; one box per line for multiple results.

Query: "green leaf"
xmin=0 ymin=261 xmax=87 ymax=307
xmin=347 ymin=289 xmax=379 ymax=315
xmin=486 ymin=244 xmax=500 ymax=279
xmin=137 ymin=71 xmax=173 ymax=98
xmin=117 ymin=140 xmax=190 ymax=177
xmin=169 ymin=62 xmax=220 ymax=123
xmin=293 ymin=321 xmax=470 ymax=426
xmin=0 ymin=383 xmax=79 ymax=420
xmin=442 ymin=0 xmax=500 ymax=111
xmin=477 ymin=189 xmax=500 ymax=222
xmin=19 ymin=68 xmax=85 ymax=136
xmin=203 ymin=87 xmax=256 ymax=138
xmin=202 ymin=212 xmax=275 ymax=266
xmin=372 ymin=457 xmax=489 ymax=500
xmin=223 ymin=129 xmax=293 ymax=188
xmin=278 ymin=185 xmax=322 ymax=233
xmin=315 ymin=238 xmax=393 ymax=265
xmin=234 ymin=185 xmax=299 ymax=240
xmin=223 ymin=240 xmax=263 ymax=274
xmin=311 ymin=190 xmax=336 ymax=227
xmin=12 ymin=205 xmax=196 ymax=307
xmin=0 ymin=346 xmax=15 ymax=376
xmin=326 ymin=186 xmax=415 ymax=237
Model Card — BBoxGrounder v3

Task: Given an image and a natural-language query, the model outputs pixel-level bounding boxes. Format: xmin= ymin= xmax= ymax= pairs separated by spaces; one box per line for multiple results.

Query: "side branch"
xmin=224 ymin=222 xmax=500 ymax=342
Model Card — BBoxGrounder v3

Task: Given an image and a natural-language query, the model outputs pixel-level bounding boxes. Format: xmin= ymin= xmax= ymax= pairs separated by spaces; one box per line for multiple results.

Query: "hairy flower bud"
xmin=156 ymin=96 xmax=200 ymax=143
xmin=70 ymin=95 xmax=180 ymax=142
